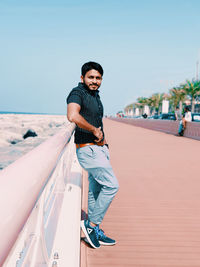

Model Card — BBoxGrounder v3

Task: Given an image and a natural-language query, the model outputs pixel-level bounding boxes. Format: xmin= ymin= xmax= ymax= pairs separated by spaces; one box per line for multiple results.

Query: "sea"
xmin=0 ymin=112 xmax=67 ymax=169
xmin=0 ymin=111 xmax=63 ymax=115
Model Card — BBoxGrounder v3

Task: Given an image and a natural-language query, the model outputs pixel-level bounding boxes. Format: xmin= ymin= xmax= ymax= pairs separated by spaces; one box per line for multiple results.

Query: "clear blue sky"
xmin=0 ymin=0 xmax=200 ymax=115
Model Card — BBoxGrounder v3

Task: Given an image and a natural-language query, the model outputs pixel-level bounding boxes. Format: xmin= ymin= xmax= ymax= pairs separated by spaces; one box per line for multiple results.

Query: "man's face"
xmin=81 ymin=69 xmax=102 ymax=90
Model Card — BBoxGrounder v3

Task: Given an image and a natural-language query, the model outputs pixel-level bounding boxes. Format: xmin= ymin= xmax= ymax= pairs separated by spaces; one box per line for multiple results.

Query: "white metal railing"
xmin=0 ymin=122 xmax=83 ymax=267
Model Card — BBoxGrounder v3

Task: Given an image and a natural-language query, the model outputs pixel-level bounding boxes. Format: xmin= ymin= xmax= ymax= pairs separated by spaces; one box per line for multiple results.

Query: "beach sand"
xmin=0 ymin=114 xmax=68 ymax=169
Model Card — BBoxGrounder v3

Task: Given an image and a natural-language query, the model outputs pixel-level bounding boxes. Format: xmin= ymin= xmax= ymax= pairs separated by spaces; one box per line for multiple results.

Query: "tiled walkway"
xmin=81 ymin=118 xmax=200 ymax=267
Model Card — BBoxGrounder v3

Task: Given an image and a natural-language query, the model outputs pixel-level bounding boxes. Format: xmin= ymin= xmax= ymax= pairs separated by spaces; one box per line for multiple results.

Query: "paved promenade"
xmin=81 ymin=118 xmax=200 ymax=267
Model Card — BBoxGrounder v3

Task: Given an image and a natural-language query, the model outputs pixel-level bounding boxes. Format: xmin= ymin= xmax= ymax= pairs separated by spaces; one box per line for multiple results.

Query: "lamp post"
xmin=196 ymin=60 xmax=199 ymax=80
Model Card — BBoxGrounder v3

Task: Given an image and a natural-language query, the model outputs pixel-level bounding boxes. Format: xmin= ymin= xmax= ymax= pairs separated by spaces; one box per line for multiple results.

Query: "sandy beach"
xmin=0 ymin=114 xmax=68 ymax=169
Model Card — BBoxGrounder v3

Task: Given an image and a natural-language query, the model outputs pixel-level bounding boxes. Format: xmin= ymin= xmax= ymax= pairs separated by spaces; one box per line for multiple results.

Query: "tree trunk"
xmin=179 ymin=101 xmax=183 ymax=113
xmin=158 ymin=105 xmax=162 ymax=115
xmin=191 ymin=97 xmax=195 ymax=112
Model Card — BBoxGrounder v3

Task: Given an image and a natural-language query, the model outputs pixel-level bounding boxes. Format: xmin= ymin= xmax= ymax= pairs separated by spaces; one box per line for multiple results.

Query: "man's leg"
xmin=178 ymin=121 xmax=184 ymax=136
xmin=88 ymin=173 xmax=102 ymax=221
xmin=88 ymin=166 xmax=119 ymax=225
xmin=77 ymin=145 xmax=119 ymax=247
xmin=77 ymin=145 xmax=119 ymax=224
xmin=77 ymin=146 xmax=102 ymax=248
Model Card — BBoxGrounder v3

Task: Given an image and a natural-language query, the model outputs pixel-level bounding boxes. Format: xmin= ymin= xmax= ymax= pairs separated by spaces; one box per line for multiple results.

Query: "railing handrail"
xmin=0 ymin=123 xmax=75 ymax=266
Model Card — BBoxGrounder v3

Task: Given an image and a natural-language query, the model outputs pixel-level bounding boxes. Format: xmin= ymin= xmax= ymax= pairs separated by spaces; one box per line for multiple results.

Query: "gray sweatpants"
xmin=76 ymin=145 xmax=119 ymax=225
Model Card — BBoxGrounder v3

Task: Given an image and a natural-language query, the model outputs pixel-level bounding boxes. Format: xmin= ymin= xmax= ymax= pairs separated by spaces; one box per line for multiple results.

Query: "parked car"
xmin=159 ymin=113 xmax=176 ymax=120
xmin=132 ymin=115 xmax=144 ymax=119
xmin=191 ymin=113 xmax=200 ymax=122
xmin=148 ymin=114 xmax=159 ymax=119
xmin=152 ymin=114 xmax=160 ymax=119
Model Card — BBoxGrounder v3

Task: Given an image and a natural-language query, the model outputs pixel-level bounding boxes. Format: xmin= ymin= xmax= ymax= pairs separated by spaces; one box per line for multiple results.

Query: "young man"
xmin=175 ymin=106 xmax=182 ymax=121
xmin=178 ymin=106 xmax=192 ymax=136
xmin=66 ymin=61 xmax=119 ymax=249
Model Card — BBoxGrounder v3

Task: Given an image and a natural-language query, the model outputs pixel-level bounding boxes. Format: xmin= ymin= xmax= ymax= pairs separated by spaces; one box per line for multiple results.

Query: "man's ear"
xmin=80 ymin=75 xmax=84 ymax=83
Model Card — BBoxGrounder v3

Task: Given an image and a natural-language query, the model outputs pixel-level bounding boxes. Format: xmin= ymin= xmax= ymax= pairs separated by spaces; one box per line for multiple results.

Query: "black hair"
xmin=81 ymin=61 xmax=104 ymax=77
xmin=184 ymin=106 xmax=190 ymax=112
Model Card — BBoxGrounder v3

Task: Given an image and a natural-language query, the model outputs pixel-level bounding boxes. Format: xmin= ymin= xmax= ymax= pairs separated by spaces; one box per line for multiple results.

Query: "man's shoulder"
xmin=70 ymin=84 xmax=82 ymax=93
xmin=68 ymin=84 xmax=87 ymax=96
xmin=67 ymin=84 xmax=87 ymax=105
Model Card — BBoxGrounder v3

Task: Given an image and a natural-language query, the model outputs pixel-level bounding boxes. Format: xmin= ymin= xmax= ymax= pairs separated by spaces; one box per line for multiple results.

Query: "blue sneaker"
xmin=97 ymin=226 xmax=116 ymax=246
xmin=81 ymin=220 xmax=100 ymax=249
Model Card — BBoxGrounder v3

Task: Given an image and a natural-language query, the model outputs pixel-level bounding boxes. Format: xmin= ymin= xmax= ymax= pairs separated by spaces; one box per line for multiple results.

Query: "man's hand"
xmin=93 ymin=127 xmax=103 ymax=142
xmin=182 ymin=118 xmax=186 ymax=128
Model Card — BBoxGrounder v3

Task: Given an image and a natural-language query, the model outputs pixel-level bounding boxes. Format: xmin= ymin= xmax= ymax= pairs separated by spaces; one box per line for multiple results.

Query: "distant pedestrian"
xmin=175 ymin=106 xmax=182 ymax=121
xmin=66 ymin=61 xmax=119 ymax=249
xmin=178 ymin=106 xmax=192 ymax=136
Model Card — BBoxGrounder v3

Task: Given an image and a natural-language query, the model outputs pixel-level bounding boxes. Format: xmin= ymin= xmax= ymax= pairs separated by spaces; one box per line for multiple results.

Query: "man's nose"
xmin=92 ymin=78 xmax=97 ymax=83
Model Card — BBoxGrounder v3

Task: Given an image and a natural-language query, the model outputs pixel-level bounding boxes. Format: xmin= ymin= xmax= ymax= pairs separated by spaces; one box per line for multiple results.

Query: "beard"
xmin=83 ymin=80 xmax=100 ymax=91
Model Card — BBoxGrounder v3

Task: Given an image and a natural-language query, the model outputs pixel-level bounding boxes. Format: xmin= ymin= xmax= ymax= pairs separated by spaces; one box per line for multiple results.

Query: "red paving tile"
xmin=81 ymin=119 xmax=200 ymax=267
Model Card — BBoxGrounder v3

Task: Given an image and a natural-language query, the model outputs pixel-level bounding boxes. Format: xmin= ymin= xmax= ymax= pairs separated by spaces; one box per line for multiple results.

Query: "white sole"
xmin=99 ymin=241 xmax=116 ymax=246
xmin=84 ymin=237 xmax=116 ymax=246
xmin=80 ymin=220 xmax=100 ymax=249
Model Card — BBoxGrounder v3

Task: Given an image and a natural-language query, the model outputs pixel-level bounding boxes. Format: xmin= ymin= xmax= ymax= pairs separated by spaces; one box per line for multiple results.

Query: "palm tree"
xmin=145 ymin=95 xmax=156 ymax=115
xmin=124 ymin=103 xmax=134 ymax=116
xmin=136 ymin=97 xmax=148 ymax=115
xmin=124 ymin=103 xmax=133 ymax=111
xmin=182 ymin=80 xmax=200 ymax=112
xmin=169 ymin=86 xmax=186 ymax=112
xmin=148 ymin=93 xmax=164 ymax=114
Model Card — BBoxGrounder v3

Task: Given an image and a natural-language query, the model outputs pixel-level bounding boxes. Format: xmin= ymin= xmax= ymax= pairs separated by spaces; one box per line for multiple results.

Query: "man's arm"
xmin=67 ymin=102 xmax=103 ymax=142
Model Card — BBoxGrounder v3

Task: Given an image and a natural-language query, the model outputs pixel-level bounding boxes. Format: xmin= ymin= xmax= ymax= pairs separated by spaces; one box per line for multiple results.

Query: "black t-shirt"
xmin=66 ymin=82 xmax=104 ymax=144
